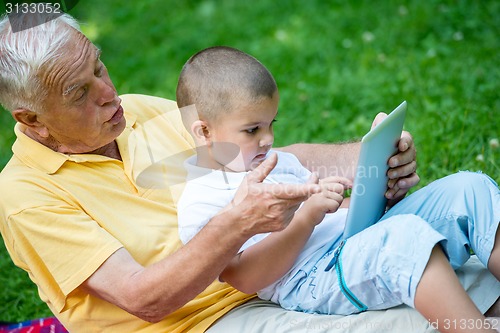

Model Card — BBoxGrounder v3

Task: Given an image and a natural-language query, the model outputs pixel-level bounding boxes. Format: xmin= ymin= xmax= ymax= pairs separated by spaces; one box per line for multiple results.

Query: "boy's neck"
xmin=194 ymin=146 xmax=238 ymax=172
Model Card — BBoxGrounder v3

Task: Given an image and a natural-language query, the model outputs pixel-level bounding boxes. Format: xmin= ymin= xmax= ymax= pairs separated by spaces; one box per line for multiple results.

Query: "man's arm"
xmin=279 ymin=131 xmax=419 ymax=206
xmin=82 ymin=155 xmax=320 ymax=323
xmin=278 ymin=142 xmax=360 ymax=180
xmin=82 ymin=209 xmax=252 ymax=323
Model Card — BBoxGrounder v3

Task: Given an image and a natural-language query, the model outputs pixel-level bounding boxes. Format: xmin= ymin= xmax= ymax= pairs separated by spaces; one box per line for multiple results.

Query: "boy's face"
xmin=207 ymin=92 xmax=278 ymax=172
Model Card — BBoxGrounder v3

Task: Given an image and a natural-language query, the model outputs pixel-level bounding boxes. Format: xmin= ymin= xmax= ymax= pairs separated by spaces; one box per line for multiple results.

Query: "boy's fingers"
xmin=306 ymin=172 xmax=320 ymax=185
xmin=320 ymin=176 xmax=353 ymax=189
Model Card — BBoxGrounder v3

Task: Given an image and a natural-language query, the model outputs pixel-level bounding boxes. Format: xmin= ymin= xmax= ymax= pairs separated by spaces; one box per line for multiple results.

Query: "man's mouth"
xmin=107 ymin=105 xmax=124 ymax=124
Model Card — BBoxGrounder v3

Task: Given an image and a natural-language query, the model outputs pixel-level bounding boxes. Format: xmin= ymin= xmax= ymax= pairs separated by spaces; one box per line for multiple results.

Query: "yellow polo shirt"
xmin=0 ymin=94 xmax=253 ymax=332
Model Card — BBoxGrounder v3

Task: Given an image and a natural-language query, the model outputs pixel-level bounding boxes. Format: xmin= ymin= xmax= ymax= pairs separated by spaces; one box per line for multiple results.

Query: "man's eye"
xmin=95 ymin=65 xmax=104 ymax=77
xmin=76 ymin=87 xmax=87 ymax=101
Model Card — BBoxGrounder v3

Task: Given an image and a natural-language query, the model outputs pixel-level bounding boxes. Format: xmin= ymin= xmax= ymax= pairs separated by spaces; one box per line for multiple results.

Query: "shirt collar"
xmin=11 ymin=113 xmax=137 ymax=175
xmin=183 ymin=155 xmax=247 ymax=190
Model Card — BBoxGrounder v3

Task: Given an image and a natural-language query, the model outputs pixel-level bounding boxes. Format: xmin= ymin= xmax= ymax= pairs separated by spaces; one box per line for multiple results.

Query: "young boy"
xmin=176 ymin=46 xmax=499 ymax=332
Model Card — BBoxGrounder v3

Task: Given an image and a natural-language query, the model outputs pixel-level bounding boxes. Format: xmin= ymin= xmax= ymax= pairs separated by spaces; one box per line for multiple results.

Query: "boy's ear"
xmin=11 ymin=108 xmax=50 ymax=138
xmin=191 ymin=120 xmax=211 ymax=146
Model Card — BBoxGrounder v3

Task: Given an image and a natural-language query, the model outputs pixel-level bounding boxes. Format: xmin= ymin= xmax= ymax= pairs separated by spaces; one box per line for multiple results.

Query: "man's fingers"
xmin=389 ymin=132 xmax=416 ymax=168
xmin=234 ymin=155 xmax=278 ymax=205
xmin=388 ymin=160 xmax=417 ymax=180
xmin=386 ymin=172 xmax=420 ymax=199
xmin=387 ymin=178 xmax=398 ymax=189
xmin=398 ymin=131 xmax=412 ymax=152
xmin=246 ymin=153 xmax=278 ymax=183
xmin=388 ymin=144 xmax=416 ymax=170
xmin=399 ymin=172 xmax=420 ymax=189
xmin=371 ymin=112 xmax=388 ymax=129
xmin=269 ymin=183 xmax=321 ymax=201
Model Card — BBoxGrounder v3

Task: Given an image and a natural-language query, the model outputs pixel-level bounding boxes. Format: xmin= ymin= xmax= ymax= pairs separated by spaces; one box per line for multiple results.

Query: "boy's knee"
xmin=445 ymin=171 xmax=494 ymax=188
xmin=436 ymin=171 xmax=496 ymax=197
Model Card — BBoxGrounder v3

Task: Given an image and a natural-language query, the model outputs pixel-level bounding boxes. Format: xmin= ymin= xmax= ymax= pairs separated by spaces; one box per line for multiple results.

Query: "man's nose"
xmin=96 ymin=79 xmax=117 ymax=106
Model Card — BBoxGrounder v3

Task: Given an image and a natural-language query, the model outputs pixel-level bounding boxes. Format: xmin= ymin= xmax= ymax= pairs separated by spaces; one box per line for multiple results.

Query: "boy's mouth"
xmin=254 ymin=152 xmax=268 ymax=160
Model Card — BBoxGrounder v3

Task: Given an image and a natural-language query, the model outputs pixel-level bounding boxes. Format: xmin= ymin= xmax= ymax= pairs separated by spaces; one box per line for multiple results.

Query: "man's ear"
xmin=11 ymin=108 xmax=49 ymax=138
xmin=191 ymin=120 xmax=212 ymax=146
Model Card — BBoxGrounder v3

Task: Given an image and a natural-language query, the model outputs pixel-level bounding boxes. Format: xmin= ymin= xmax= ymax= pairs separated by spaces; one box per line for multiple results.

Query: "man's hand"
xmin=230 ymin=153 xmax=321 ymax=236
xmin=371 ymin=113 xmax=420 ymax=206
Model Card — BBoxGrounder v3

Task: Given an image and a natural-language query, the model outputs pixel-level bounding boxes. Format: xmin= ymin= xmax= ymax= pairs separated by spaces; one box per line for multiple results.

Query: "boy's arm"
xmin=219 ymin=208 xmax=316 ymax=294
xmin=220 ymin=177 xmax=345 ymax=294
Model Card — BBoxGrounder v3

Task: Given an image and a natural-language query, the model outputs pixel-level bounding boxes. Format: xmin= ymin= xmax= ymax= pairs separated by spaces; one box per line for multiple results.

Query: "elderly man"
xmin=0 ymin=11 xmax=498 ymax=333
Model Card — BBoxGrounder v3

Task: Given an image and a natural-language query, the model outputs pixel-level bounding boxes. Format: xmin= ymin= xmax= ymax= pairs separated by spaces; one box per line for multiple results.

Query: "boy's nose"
xmin=259 ymin=135 xmax=274 ymax=148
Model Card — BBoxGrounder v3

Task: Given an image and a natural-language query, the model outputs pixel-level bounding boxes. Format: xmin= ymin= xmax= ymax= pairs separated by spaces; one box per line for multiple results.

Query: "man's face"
xmin=35 ymin=29 xmax=125 ymax=154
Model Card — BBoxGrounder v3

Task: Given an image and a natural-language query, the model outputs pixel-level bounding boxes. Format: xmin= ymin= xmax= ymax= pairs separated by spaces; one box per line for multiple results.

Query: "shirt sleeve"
xmin=270 ymin=150 xmax=312 ymax=183
xmin=177 ymin=201 xmax=219 ymax=244
xmin=6 ymin=205 xmax=122 ymax=312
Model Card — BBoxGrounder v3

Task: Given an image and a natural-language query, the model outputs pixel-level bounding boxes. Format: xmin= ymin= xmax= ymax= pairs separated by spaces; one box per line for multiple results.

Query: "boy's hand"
xmin=299 ymin=175 xmax=351 ymax=226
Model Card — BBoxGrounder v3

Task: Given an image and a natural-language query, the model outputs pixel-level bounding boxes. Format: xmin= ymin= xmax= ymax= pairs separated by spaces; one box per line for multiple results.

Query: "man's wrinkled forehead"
xmin=62 ymin=47 xmax=101 ymax=97
xmin=41 ymin=32 xmax=96 ymax=95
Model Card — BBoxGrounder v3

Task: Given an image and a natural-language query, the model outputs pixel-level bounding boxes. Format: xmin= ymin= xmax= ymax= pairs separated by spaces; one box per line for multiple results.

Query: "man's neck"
xmin=88 ymin=141 xmax=122 ymax=161
xmin=24 ymin=127 xmax=122 ymax=161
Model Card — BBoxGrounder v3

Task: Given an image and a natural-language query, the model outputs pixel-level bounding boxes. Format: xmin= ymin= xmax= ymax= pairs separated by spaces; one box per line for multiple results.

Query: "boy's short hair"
xmin=176 ymin=46 xmax=277 ymax=122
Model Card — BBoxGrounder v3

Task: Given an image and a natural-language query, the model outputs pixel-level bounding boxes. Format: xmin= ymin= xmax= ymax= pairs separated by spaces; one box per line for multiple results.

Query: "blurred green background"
xmin=0 ymin=0 xmax=499 ymax=322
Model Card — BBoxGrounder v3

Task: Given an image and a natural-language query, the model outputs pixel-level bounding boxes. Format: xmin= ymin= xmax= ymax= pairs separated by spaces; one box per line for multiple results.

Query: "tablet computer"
xmin=342 ymin=101 xmax=407 ymax=239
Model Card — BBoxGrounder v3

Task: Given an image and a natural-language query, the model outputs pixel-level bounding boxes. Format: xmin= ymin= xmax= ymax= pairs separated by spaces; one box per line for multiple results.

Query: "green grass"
xmin=0 ymin=0 xmax=498 ymax=322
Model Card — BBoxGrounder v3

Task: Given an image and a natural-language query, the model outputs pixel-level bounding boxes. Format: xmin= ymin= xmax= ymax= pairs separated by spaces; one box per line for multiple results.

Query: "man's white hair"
xmin=0 ymin=11 xmax=81 ymax=113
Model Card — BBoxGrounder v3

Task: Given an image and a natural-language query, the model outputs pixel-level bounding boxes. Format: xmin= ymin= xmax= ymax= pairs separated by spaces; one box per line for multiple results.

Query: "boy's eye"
xmin=245 ymin=127 xmax=259 ymax=134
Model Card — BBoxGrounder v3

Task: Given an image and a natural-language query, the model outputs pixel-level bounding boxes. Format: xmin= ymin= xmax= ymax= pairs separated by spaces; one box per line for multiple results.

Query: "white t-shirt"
xmin=177 ymin=150 xmax=347 ymax=301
